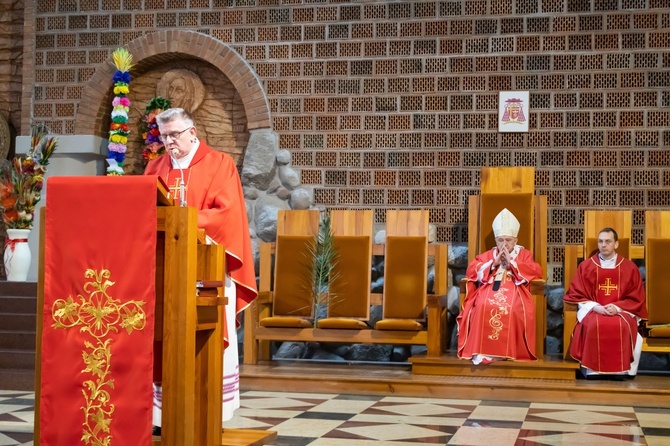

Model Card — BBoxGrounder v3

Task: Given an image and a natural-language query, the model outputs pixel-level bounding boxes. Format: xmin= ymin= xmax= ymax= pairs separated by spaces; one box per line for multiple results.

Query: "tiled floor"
xmin=2 ymin=389 xmax=670 ymax=445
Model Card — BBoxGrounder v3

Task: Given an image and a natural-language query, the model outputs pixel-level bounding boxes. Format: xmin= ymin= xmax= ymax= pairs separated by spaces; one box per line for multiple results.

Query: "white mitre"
xmin=492 ymin=208 xmax=520 ymax=238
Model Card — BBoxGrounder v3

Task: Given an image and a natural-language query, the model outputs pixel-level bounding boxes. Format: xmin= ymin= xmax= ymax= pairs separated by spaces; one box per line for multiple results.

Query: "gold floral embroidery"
xmin=487 ymin=286 xmax=511 ymax=341
xmin=52 ymin=269 xmax=146 ymax=446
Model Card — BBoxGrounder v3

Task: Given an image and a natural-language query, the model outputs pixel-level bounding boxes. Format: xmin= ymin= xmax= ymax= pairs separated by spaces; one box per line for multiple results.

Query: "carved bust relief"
xmin=156 ymin=69 xmax=205 ymax=115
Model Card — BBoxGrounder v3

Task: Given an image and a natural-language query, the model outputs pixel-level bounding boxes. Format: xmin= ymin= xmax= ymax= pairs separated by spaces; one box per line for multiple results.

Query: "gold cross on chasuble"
xmin=598 ymin=277 xmax=618 ymax=296
xmin=168 ymin=177 xmax=188 ymax=202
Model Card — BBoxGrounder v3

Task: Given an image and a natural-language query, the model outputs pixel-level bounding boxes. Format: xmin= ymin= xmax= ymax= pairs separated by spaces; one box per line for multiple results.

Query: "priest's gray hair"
xmin=156 ymin=108 xmax=195 ymax=128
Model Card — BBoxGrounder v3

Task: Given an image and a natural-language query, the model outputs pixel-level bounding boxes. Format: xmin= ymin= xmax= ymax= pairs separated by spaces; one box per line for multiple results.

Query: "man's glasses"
xmin=158 ymin=126 xmax=192 ymax=142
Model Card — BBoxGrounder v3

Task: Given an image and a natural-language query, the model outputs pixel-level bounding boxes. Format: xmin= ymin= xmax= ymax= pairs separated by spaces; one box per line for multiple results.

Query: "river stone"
xmin=344 ymin=344 xmax=393 ymax=362
xmin=290 ymin=187 xmax=313 ymax=210
xmin=276 ymin=148 xmax=291 ymax=165
xmin=278 ymin=164 xmax=300 ymax=189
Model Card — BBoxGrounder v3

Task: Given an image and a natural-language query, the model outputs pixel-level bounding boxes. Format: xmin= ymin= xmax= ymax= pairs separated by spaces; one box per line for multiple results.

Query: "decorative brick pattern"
xmin=6 ymin=1 xmax=667 ymax=284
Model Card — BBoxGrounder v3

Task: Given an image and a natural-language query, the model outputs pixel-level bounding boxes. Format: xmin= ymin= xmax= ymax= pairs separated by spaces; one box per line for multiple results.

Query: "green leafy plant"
xmin=305 ymin=212 xmax=341 ymax=326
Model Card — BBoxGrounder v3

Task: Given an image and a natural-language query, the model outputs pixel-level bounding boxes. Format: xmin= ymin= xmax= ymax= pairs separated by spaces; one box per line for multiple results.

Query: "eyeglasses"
xmin=158 ymin=126 xmax=192 ymax=142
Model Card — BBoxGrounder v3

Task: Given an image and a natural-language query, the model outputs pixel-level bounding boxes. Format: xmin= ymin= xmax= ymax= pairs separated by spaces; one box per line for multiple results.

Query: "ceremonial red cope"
xmin=41 ymin=176 xmax=156 ymax=445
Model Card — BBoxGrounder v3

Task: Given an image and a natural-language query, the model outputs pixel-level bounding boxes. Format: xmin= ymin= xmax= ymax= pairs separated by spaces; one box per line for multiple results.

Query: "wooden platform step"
xmin=0 ymin=281 xmax=38 ymax=391
xmin=409 ymin=352 xmax=580 ymax=379
xmin=240 ymin=360 xmax=670 ymax=408
xmin=151 ymin=428 xmax=277 ymax=446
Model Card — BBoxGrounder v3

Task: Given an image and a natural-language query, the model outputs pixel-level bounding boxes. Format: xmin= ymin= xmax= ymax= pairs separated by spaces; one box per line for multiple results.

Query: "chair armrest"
xmin=258 ymin=242 xmax=274 ymax=293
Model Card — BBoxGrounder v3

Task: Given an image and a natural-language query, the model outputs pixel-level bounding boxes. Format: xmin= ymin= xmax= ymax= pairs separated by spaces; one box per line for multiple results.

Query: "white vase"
xmin=4 ymin=228 xmax=31 ymax=282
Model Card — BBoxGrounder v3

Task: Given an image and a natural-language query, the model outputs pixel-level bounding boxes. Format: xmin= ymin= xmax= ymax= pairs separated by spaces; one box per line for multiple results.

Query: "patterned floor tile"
xmin=270 ymin=417 xmax=346 ymax=438
xmin=637 ymin=412 xmax=670 ymax=428
xmin=469 ymin=404 xmax=529 ymax=421
xmin=447 ymin=425 xmax=520 ymax=446
xmin=516 ymin=431 xmax=646 ymax=446
xmin=521 ymin=421 xmax=644 ymax=435
xmin=329 ymin=421 xmax=453 ymax=442
xmin=307 ymin=399 xmax=377 ymax=414
xmin=526 ymin=408 xmax=639 ymax=425
xmin=2 ymin=389 xmax=670 ymax=445
xmin=645 ymin=436 xmax=670 ymax=446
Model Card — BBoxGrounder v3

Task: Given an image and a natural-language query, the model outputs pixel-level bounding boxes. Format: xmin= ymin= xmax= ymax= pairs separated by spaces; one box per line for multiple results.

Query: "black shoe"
xmin=152 ymin=426 xmax=161 ymax=437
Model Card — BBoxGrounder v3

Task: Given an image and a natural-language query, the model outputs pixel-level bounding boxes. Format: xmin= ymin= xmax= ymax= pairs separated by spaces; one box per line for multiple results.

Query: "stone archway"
xmin=75 ymin=30 xmax=271 ymax=137
xmin=74 ymin=29 xmax=313 ymax=248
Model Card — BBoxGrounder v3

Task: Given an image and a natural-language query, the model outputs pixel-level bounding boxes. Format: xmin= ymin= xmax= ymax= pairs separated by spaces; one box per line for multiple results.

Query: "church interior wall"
xmin=3 ymin=0 xmax=670 ymax=285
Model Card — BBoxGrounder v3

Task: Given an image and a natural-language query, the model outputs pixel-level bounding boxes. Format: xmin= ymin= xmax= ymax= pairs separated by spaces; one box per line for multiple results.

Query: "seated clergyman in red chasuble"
xmin=457 ymin=208 xmax=542 ymax=365
xmin=564 ymin=227 xmax=647 ymax=378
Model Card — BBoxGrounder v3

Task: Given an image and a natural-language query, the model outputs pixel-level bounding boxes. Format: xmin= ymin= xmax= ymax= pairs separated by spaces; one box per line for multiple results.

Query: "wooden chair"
xmin=462 ymin=166 xmax=547 ymax=359
xmin=376 ymin=210 xmax=430 ymax=331
xmin=316 ymin=209 xmax=373 ymax=329
xmin=257 ymin=209 xmax=320 ymax=329
xmin=642 ymin=211 xmax=670 ymax=352
xmin=562 ymin=210 xmax=633 ymax=359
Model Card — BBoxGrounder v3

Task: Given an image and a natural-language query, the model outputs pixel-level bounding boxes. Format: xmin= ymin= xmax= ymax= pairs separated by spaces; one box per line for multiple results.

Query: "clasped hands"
xmin=493 ymin=246 xmax=512 ymax=269
xmin=593 ymin=303 xmax=619 ymax=316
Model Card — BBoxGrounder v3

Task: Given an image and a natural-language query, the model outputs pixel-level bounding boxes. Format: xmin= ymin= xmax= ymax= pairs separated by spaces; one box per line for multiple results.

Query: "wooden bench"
xmin=243 ymin=210 xmax=448 ymax=365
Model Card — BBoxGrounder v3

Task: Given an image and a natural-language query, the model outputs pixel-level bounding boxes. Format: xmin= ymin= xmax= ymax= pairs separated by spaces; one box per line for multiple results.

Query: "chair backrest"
xmin=272 ymin=210 xmax=320 ymax=318
xmin=564 ymin=210 xmax=632 ymax=290
xmin=469 ymin=167 xmax=546 ymax=277
xmin=327 ymin=210 xmax=373 ymax=319
xmin=382 ymin=210 xmax=429 ymax=321
xmin=645 ymin=211 xmax=670 ymax=328
xmin=584 ymin=210 xmax=632 ymax=258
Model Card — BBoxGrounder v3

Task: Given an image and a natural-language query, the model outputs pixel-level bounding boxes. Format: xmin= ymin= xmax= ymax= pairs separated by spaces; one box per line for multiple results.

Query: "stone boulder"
xmin=448 ymin=244 xmax=469 ymax=269
xmin=254 ymin=193 xmax=290 ymax=242
xmin=240 ymin=128 xmax=278 ymax=190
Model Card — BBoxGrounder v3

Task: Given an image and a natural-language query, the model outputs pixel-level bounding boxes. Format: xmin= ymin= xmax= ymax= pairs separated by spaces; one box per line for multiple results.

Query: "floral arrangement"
xmin=0 ymin=124 xmax=58 ymax=229
xmin=140 ymin=97 xmax=170 ymax=165
xmin=106 ymin=48 xmax=134 ymax=175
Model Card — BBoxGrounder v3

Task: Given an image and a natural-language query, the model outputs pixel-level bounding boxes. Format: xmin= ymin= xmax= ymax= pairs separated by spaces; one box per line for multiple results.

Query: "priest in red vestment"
xmin=457 ymin=208 xmax=542 ymax=364
xmin=144 ymin=108 xmax=258 ymax=427
xmin=564 ymin=227 xmax=647 ymax=378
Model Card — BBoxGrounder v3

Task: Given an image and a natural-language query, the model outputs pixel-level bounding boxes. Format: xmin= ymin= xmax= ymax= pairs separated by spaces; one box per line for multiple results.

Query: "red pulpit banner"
xmin=41 ymin=176 xmax=157 ymax=445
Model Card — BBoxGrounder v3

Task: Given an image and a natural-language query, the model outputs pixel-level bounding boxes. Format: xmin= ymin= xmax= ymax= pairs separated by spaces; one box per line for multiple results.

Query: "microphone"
xmin=169 ymin=148 xmax=187 ymax=207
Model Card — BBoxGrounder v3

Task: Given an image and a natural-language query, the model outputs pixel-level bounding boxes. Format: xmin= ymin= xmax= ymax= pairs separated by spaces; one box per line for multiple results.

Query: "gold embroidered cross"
xmin=52 ymin=269 xmax=146 ymax=446
xmin=168 ymin=177 xmax=187 ymax=201
xmin=598 ymin=277 xmax=618 ymax=296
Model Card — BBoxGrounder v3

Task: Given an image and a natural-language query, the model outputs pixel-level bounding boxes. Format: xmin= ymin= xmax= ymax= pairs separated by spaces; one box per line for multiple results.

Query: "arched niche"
xmin=75 ymin=30 xmax=271 ymax=174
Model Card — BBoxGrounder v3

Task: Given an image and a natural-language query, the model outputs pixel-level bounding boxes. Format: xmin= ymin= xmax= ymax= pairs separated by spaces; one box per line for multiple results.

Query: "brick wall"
xmin=0 ymin=0 xmax=26 ymax=140
xmin=17 ymin=0 xmax=670 ymax=284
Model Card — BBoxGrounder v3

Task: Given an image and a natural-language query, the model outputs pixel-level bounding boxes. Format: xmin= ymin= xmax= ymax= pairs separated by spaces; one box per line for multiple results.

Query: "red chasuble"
xmin=457 ymin=248 xmax=542 ymax=361
xmin=42 ymin=176 xmax=156 ymax=445
xmin=564 ymin=255 xmax=647 ymax=373
xmin=144 ymin=142 xmax=258 ymax=346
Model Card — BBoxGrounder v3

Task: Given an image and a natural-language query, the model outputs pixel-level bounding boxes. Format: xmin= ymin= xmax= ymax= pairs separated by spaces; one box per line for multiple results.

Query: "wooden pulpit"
xmin=35 ymin=178 xmax=275 ymax=446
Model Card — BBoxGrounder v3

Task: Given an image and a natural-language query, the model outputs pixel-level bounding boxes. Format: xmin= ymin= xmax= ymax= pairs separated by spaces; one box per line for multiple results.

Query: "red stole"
xmin=41 ymin=176 xmax=156 ymax=445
